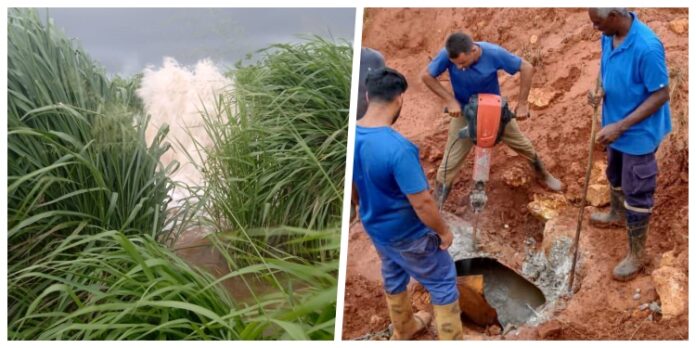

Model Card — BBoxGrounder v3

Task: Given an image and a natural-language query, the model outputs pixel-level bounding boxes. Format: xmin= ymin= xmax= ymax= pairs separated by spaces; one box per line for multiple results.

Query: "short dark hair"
xmin=446 ymin=32 xmax=474 ymax=59
xmin=365 ymin=67 xmax=408 ymax=103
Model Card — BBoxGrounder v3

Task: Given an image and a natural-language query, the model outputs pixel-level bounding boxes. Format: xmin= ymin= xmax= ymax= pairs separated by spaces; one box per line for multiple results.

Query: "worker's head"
xmin=446 ymin=32 xmax=479 ymax=69
xmin=588 ymin=8 xmax=630 ymax=36
xmin=365 ymin=67 xmax=408 ymax=124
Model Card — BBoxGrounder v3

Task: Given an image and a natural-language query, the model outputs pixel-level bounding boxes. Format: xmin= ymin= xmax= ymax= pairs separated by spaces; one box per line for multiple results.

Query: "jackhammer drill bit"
xmin=470 ymin=181 xmax=487 ymax=251
xmin=472 ymin=211 xmax=480 ymax=251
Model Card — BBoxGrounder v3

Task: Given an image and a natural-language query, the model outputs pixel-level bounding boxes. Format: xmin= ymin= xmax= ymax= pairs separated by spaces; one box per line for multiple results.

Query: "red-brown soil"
xmin=344 ymin=8 xmax=688 ymax=340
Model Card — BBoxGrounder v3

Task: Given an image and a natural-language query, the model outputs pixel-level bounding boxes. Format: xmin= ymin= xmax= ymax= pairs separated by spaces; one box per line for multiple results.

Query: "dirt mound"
xmin=345 ymin=8 xmax=688 ymax=340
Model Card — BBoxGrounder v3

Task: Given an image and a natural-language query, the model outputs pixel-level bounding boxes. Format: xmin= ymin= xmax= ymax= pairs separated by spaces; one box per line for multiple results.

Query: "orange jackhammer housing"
xmin=458 ymin=93 xmax=515 ymax=147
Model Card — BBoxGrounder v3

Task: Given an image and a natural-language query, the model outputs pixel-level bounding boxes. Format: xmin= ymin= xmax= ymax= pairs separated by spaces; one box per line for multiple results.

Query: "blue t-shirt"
xmin=427 ymin=42 xmax=522 ymax=107
xmin=353 ymin=126 xmax=430 ymax=245
xmin=600 ymin=12 xmax=671 ymax=155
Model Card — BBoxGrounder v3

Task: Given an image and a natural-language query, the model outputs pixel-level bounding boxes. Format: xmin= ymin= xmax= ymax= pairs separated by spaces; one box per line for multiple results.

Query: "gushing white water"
xmin=137 ymin=57 xmax=232 ymax=199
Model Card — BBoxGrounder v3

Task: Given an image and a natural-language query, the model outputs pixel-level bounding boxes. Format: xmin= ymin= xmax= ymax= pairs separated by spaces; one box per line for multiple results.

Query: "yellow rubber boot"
xmin=433 ymin=300 xmax=463 ymax=340
xmin=385 ymin=291 xmax=432 ymax=340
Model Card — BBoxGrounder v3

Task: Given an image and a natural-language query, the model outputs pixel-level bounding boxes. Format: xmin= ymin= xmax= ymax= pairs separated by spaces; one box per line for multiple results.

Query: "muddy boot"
xmin=531 ymin=156 xmax=563 ymax=192
xmin=433 ymin=300 xmax=463 ymax=340
xmin=612 ymin=217 xmax=649 ymax=281
xmin=435 ymin=182 xmax=451 ymax=209
xmin=590 ymin=188 xmax=626 ymax=228
xmin=386 ymin=291 xmax=432 ymax=340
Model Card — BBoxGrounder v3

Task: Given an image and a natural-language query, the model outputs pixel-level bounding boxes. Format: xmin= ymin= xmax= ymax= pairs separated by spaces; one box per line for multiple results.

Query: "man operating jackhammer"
xmin=421 ymin=32 xmax=563 ymax=208
xmin=352 ymin=67 xmax=463 ymax=340
xmin=587 ymin=8 xmax=671 ymax=281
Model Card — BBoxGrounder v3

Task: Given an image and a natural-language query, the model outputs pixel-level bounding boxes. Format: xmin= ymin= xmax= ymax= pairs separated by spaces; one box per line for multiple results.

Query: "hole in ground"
xmin=455 ymin=257 xmax=546 ymax=329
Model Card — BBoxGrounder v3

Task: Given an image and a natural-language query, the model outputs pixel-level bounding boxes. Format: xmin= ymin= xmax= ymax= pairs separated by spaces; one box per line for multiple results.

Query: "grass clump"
xmin=202 ymin=38 xmax=351 ymax=235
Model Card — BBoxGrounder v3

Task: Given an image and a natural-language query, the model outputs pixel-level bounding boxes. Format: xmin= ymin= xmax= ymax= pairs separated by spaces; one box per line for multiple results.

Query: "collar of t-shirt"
xmin=607 ymin=12 xmax=640 ymax=55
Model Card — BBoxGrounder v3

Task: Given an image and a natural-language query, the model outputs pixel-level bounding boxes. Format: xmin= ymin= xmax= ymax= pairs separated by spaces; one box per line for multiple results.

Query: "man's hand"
xmin=596 ymin=122 xmax=626 ymax=145
xmin=439 ymin=228 xmax=454 ymax=250
xmin=421 ymin=69 xmax=461 ymax=118
xmin=514 ymin=102 xmax=530 ymax=119
xmin=445 ymin=99 xmax=461 ymax=118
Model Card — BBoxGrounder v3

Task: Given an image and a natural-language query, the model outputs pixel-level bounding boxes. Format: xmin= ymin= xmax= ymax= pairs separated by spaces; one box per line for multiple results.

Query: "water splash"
xmin=137 ymin=57 xmax=232 ymax=198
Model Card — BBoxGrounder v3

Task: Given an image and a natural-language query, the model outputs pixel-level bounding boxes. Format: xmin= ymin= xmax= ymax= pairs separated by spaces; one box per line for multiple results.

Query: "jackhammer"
xmin=442 ymin=93 xmax=515 ymax=249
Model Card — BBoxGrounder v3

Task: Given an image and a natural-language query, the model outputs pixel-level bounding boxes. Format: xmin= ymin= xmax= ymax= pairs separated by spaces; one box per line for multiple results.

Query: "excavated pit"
xmin=447 ymin=212 xmax=575 ymax=330
xmin=455 ymin=257 xmax=546 ymax=329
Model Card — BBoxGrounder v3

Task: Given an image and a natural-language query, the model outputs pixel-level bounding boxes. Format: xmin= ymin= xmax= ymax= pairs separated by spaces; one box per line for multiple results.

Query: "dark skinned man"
xmin=587 ymin=8 xmax=671 ymax=281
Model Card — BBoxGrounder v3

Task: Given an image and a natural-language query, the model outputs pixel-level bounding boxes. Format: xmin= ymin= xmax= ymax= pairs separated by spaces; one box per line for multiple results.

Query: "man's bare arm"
xmin=517 ymin=60 xmax=534 ymax=108
xmin=406 ymin=190 xmax=453 ymax=249
xmin=421 ymin=68 xmax=461 ymax=117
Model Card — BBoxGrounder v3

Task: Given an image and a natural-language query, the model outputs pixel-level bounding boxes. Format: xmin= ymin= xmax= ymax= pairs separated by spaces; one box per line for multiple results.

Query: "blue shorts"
xmin=372 ymin=232 xmax=459 ymax=305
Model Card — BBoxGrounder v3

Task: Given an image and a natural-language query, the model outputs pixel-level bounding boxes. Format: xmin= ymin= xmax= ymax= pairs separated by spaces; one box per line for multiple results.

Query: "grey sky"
xmin=42 ymin=8 xmax=355 ymax=76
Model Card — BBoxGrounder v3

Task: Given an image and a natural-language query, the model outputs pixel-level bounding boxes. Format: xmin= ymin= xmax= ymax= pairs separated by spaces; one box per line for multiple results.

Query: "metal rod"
xmin=568 ymin=75 xmax=602 ymax=293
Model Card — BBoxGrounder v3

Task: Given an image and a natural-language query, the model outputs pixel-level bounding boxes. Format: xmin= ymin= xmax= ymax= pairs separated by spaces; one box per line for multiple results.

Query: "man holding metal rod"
xmin=587 ymin=8 xmax=671 ymax=281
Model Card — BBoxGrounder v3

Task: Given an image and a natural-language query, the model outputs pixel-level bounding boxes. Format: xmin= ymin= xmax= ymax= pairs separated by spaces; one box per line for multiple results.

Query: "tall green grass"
xmin=9 ymin=230 xmax=337 ymax=340
xmin=8 ymin=9 xmax=174 ymax=249
xmin=188 ymin=38 xmax=351 ymax=338
xmin=201 ymin=38 xmax=351 ymax=235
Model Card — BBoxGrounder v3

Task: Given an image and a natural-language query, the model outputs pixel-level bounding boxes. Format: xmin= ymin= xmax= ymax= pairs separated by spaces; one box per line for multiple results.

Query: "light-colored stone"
xmin=658 ymin=249 xmax=679 ymax=268
xmin=586 ymin=183 xmax=610 ymax=207
xmin=590 ymin=162 xmax=608 ymax=185
xmin=649 ymin=301 xmax=661 ymax=313
xmin=575 ymin=162 xmax=610 ymax=206
xmin=528 ymin=193 xmax=568 ymax=221
xmin=541 ymin=216 xmax=575 ymax=259
xmin=651 ymin=266 xmax=688 ymax=319
xmin=528 ymin=88 xmax=558 ymax=109
xmin=530 ymin=34 xmax=538 ymax=44
xmin=502 ymin=165 xmax=531 ymax=188
xmin=669 ymin=18 xmax=688 ymax=34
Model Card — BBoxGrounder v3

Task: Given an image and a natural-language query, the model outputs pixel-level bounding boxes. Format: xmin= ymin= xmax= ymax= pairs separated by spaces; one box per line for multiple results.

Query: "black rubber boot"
xmin=435 ymin=182 xmax=451 ymax=209
xmin=531 ymin=156 xmax=563 ymax=192
xmin=590 ymin=188 xmax=626 ymax=228
xmin=613 ymin=216 xmax=649 ymax=281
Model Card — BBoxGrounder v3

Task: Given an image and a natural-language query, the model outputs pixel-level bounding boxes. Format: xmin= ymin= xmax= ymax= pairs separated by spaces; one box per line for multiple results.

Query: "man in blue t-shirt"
xmin=421 ymin=32 xmax=563 ymax=208
xmin=587 ymin=8 xmax=671 ymax=281
xmin=353 ymin=67 xmax=462 ymax=340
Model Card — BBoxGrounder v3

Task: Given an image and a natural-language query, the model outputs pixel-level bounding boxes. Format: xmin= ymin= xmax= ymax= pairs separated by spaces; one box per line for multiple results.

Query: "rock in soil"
xmin=503 ymin=164 xmax=532 ymax=188
xmin=669 ymin=18 xmax=688 ymax=34
xmin=528 ymin=193 xmax=568 ymax=221
xmin=586 ymin=183 xmax=610 ymax=207
xmin=649 ymin=301 xmax=661 ymax=313
xmin=487 ymin=324 xmax=502 ymax=336
xmin=540 ymin=216 xmax=575 ymax=263
xmin=528 ymin=88 xmax=557 ymax=109
xmin=651 ymin=266 xmax=687 ymax=319
xmin=537 ymin=320 xmax=562 ymax=339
